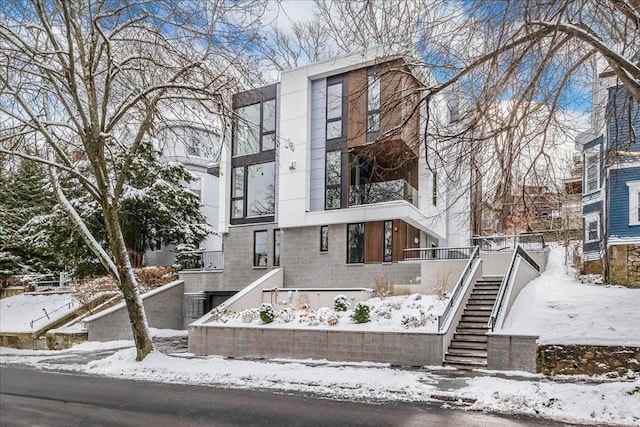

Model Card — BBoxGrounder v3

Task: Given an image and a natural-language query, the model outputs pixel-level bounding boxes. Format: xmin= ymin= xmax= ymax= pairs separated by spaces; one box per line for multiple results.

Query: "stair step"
xmin=454 ymin=333 xmax=488 ymax=342
xmin=461 ymin=315 xmax=490 ymax=323
xmin=472 ymin=290 xmax=499 ymax=295
xmin=466 ymin=302 xmax=494 ymax=308
xmin=458 ymin=320 xmax=488 ymax=328
xmin=456 ymin=327 xmax=489 ymax=334
xmin=448 ymin=341 xmax=487 ymax=350
xmin=444 ymin=354 xmax=487 ymax=363
xmin=443 ymin=360 xmax=487 ymax=369
xmin=447 ymin=348 xmax=487 ymax=358
xmin=463 ymin=309 xmax=492 ymax=317
xmin=469 ymin=294 xmax=498 ymax=300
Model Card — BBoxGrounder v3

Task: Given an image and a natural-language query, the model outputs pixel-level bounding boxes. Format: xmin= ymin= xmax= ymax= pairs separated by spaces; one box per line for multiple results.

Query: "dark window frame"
xmin=325 ymin=150 xmax=342 ymax=210
xmin=347 ymin=222 xmax=365 ymax=264
xmin=366 ymin=67 xmax=381 ymax=142
xmin=253 ymin=230 xmax=268 ymax=267
xmin=383 ymin=220 xmax=393 ymax=262
xmin=326 ymin=80 xmax=344 ymax=141
xmin=230 ymin=161 xmax=276 ymax=224
xmin=432 ymin=171 xmax=438 ymax=206
xmin=320 ymin=225 xmax=329 ymax=252
xmin=273 ymin=229 xmax=280 ymax=267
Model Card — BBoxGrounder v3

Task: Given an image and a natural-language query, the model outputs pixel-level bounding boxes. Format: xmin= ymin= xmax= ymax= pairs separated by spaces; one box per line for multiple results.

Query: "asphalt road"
xmin=0 ymin=366 xmax=569 ymax=427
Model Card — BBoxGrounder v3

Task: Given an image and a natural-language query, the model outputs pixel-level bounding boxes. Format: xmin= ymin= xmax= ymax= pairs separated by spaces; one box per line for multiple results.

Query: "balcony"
xmin=349 ymin=179 xmax=418 ymax=208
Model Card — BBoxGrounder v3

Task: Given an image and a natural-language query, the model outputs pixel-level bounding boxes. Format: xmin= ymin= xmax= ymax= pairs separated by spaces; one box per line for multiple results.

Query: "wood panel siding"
xmin=365 ymin=221 xmax=384 ymax=263
xmin=347 ymin=68 xmax=367 ymax=148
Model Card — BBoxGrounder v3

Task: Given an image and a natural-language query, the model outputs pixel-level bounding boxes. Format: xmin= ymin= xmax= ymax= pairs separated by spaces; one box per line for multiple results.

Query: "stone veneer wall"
xmin=537 ymin=345 xmax=640 ymax=376
xmin=608 ymin=244 xmax=640 ymax=288
xmin=188 ymin=326 xmax=443 ymax=366
xmin=223 ymin=224 xmax=421 ymax=290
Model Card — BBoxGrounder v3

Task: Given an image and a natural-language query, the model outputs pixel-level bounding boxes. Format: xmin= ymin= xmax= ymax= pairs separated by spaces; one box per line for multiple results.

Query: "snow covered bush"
xmin=277 ymin=307 xmax=294 ymax=323
xmin=240 ymin=309 xmax=256 ymax=323
xmin=259 ymin=303 xmax=275 ymax=324
xmin=334 ymin=295 xmax=349 ymax=311
xmin=351 ymin=302 xmax=370 ymax=323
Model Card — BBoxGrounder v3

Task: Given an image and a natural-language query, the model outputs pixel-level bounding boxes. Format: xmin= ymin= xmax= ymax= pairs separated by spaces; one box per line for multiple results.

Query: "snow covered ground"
xmin=500 ymin=246 xmax=640 ymax=345
xmin=210 ymin=294 xmax=447 ymax=332
xmin=0 ymin=292 xmax=79 ymax=333
xmin=1 ymin=338 xmax=638 ymax=426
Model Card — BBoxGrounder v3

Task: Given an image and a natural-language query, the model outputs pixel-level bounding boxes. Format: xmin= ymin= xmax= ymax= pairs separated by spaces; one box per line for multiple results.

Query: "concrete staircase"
xmin=443 ymin=277 xmax=502 ymax=369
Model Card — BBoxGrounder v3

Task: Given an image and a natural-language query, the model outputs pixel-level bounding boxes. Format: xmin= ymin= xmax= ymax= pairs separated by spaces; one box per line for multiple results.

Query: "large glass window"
xmin=585 ymin=149 xmax=599 ymax=193
xmin=325 ymin=150 xmax=342 ymax=209
xmin=347 ymin=223 xmax=365 ymax=264
xmin=367 ymin=70 xmax=380 ymax=134
xmin=320 ymin=225 xmax=329 ymax=252
xmin=326 ymin=82 xmax=343 ymax=140
xmin=383 ymin=220 xmax=393 ymax=262
xmin=247 ymin=162 xmax=275 ymax=217
xmin=231 ymin=167 xmax=245 ymax=219
xmin=273 ymin=229 xmax=280 ymax=267
xmin=254 ymin=231 xmax=268 ymax=267
xmin=234 ymin=104 xmax=260 ymax=156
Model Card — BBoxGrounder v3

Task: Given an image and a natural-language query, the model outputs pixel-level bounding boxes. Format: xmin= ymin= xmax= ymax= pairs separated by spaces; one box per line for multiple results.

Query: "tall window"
xmin=347 ymin=223 xmax=365 ymax=264
xmin=627 ymin=182 xmax=640 ymax=225
xmin=273 ymin=229 xmax=280 ymax=267
xmin=586 ymin=220 xmax=599 ymax=242
xmin=383 ymin=220 xmax=393 ymax=262
xmin=432 ymin=171 xmax=438 ymax=206
xmin=326 ymin=82 xmax=343 ymax=140
xmin=233 ymin=100 xmax=276 ymax=157
xmin=585 ymin=148 xmax=599 ymax=193
xmin=186 ymin=136 xmax=200 ymax=156
xmin=232 ymin=162 xmax=276 ymax=219
xmin=320 ymin=225 xmax=329 ymax=252
xmin=254 ymin=231 xmax=268 ymax=267
xmin=367 ymin=68 xmax=380 ymax=137
xmin=325 ymin=150 xmax=342 ymax=209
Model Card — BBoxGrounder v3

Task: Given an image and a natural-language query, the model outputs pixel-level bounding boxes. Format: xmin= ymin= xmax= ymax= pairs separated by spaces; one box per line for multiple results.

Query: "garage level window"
xmin=347 ymin=223 xmax=365 ymax=264
xmin=254 ymin=230 xmax=268 ymax=267
xmin=320 ymin=225 xmax=329 ymax=252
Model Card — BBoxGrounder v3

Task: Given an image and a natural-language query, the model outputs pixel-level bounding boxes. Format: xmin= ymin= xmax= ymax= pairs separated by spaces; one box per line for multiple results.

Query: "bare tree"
xmin=0 ymin=0 xmax=266 ymax=360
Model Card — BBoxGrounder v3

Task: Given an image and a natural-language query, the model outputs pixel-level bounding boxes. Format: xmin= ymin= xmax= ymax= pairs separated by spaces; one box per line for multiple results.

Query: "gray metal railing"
xmin=403 ymin=246 xmax=476 ymax=261
xmin=488 ymin=244 xmax=540 ymax=332
xmin=437 ymin=246 xmax=480 ymax=331
xmin=26 ymin=272 xmax=72 ymax=288
xmin=178 ymin=250 xmax=223 ymax=271
xmin=29 ymin=300 xmax=76 ymax=329
xmin=472 ymin=233 xmax=546 ymax=252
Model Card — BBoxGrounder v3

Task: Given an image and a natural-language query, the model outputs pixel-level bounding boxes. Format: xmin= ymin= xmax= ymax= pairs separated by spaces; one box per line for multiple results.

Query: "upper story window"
xmin=232 ymin=161 xmax=276 ymax=219
xmin=233 ymin=100 xmax=276 ymax=157
xmin=584 ymin=147 xmax=600 ymax=194
xmin=325 ymin=150 xmax=342 ymax=209
xmin=367 ymin=68 xmax=380 ymax=136
xmin=326 ymin=79 xmax=344 ymax=140
xmin=186 ymin=136 xmax=200 ymax=156
xmin=627 ymin=181 xmax=640 ymax=226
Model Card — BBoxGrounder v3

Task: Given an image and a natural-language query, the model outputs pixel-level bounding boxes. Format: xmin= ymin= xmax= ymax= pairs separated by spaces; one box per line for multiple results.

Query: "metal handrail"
xmin=472 ymin=233 xmax=546 ymax=252
xmin=29 ymin=300 xmax=76 ymax=329
xmin=437 ymin=246 xmax=480 ymax=331
xmin=488 ymin=244 xmax=540 ymax=332
xmin=403 ymin=246 xmax=476 ymax=261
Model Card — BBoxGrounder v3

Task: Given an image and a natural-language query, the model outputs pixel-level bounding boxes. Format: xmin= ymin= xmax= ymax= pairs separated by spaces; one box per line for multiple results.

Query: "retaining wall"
xmin=188 ymin=325 xmax=443 ymax=366
xmin=537 ymin=344 xmax=640 ymax=376
xmin=486 ymin=334 xmax=538 ymax=373
xmin=84 ymin=280 xmax=184 ymax=341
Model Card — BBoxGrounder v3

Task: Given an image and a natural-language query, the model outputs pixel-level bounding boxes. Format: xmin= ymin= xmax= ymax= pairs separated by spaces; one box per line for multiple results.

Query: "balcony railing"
xmin=471 ymin=233 xmax=546 ymax=252
xmin=403 ymin=246 xmax=476 ymax=261
xmin=349 ymin=179 xmax=418 ymax=208
xmin=178 ymin=250 xmax=224 ymax=271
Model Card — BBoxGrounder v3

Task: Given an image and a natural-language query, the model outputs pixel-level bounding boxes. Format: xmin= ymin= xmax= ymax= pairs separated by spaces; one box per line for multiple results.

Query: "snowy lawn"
xmin=1 ymin=340 xmax=638 ymax=426
xmin=0 ymin=292 xmax=79 ymax=333
xmin=500 ymin=246 xmax=640 ymax=345
xmin=207 ymin=293 xmax=447 ymax=332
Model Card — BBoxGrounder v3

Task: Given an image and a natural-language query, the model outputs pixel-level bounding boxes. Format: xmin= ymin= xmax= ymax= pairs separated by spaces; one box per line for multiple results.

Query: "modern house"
xmin=215 ymin=49 xmax=472 ymax=291
xmin=579 ymin=67 xmax=640 ymax=287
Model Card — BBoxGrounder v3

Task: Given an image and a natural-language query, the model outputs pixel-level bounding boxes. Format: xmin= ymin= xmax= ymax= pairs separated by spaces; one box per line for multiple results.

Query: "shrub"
xmin=259 ymin=303 xmax=275 ymax=324
xmin=351 ymin=302 xmax=370 ymax=323
xmin=334 ymin=295 xmax=349 ymax=312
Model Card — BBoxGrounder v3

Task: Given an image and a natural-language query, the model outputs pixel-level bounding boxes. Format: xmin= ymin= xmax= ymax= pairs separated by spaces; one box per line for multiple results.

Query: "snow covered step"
xmin=444 ymin=354 xmax=487 ymax=364
xmin=468 ymin=294 xmax=498 ymax=300
xmin=472 ymin=289 xmax=499 ymax=296
xmin=442 ymin=360 xmax=487 ymax=370
xmin=465 ymin=302 xmax=494 ymax=310
xmin=457 ymin=321 xmax=489 ymax=329
xmin=456 ymin=328 xmax=489 ymax=335
xmin=463 ymin=309 xmax=492 ymax=317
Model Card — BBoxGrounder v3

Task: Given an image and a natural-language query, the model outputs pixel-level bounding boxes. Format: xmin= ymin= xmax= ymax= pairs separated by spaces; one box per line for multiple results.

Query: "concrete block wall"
xmin=84 ymin=281 xmax=184 ymax=341
xmin=188 ymin=325 xmax=443 ymax=366
xmin=486 ymin=334 xmax=538 ymax=373
xmin=222 ymin=224 xmax=420 ymax=290
xmin=179 ymin=270 xmax=223 ymax=293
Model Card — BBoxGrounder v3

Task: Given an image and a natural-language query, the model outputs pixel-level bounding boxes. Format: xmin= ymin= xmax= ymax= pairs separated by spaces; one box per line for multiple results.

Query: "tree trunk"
xmin=103 ymin=203 xmax=154 ymax=361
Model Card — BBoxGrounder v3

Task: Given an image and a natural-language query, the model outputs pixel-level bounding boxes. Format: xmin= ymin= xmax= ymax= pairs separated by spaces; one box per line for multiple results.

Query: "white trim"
xmin=582 ymin=250 xmax=602 ymax=261
xmin=583 ymin=147 xmax=600 ymax=195
xmin=583 ymin=212 xmax=601 ymax=243
xmin=626 ymin=181 xmax=640 ymax=226
xmin=609 ymin=160 xmax=640 ymax=170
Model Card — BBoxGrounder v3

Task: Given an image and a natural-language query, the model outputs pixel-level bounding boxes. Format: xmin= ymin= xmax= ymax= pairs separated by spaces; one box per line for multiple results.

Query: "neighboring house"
xmin=144 ymin=122 xmax=223 ymax=266
xmin=216 ymin=49 xmax=472 ymax=290
xmin=579 ymin=68 xmax=640 ymax=287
